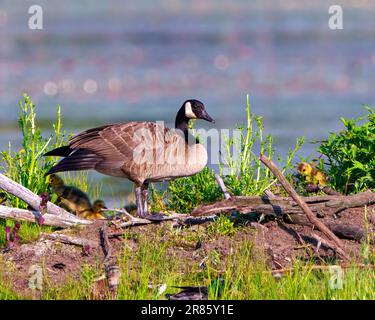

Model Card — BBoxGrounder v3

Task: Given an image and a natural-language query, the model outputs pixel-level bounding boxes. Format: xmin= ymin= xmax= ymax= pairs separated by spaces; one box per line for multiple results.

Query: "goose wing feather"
xmin=69 ymin=122 xmax=183 ymax=172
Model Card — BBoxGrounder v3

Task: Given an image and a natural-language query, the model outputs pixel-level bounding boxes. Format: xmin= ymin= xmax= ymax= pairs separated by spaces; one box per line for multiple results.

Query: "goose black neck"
xmin=175 ymin=107 xmax=195 ymax=143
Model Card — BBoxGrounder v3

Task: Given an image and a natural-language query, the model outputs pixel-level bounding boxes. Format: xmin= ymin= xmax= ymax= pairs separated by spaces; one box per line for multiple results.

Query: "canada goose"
xmin=44 ymin=99 xmax=214 ymax=218
xmin=48 ymin=173 xmax=92 ymax=215
xmin=297 ymin=162 xmax=327 ymax=187
xmin=79 ymin=200 xmax=107 ymax=220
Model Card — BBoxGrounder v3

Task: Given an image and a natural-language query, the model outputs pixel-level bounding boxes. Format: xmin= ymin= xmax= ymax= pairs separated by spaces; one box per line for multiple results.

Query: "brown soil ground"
xmin=1 ymin=204 xmax=374 ymax=298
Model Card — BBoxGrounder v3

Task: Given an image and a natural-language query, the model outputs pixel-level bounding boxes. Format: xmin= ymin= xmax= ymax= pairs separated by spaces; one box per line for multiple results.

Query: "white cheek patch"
xmin=185 ymin=101 xmax=197 ymax=119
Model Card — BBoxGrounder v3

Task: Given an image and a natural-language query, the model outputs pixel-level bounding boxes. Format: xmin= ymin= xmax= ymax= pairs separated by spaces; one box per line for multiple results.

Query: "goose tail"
xmin=45 ymin=149 xmax=102 ymax=176
xmin=44 ymin=146 xmax=73 ymax=157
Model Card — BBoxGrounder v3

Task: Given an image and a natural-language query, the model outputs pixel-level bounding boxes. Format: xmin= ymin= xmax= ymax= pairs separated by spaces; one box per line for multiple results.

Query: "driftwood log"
xmin=0 ymin=173 xmax=75 ymax=217
xmin=191 ymin=192 xmax=374 ymax=244
xmin=326 ymin=222 xmax=374 ymax=243
xmin=0 ymin=172 xmax=92 ymax=228
xmin=0 ymin=205 xmax=91 ymax=228
xmin=192 ymin=191 xmax=375 ymax=218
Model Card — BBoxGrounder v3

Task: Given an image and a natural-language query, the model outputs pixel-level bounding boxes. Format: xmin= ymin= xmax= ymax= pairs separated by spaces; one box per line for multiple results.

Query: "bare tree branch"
xmin=215 ymin=173 xmax=231 ymax=200
xmin=0 ymin=205 xmax=91 ymax=228
xmin=258 ymin=154 xmax=347 ymax=260
xmin=0 ymin=172 xmax=83 ymax=219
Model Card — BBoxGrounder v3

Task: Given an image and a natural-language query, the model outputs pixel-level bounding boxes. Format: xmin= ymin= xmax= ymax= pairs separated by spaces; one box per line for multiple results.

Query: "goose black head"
xmin=183 ymin=99 xmax=215 ymax=123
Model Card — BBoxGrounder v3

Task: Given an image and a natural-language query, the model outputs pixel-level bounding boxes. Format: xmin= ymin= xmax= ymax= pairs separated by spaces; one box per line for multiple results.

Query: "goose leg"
xmin=136 ymin=183 xmax=165 ymax=220
xmin=141 ymin=183 xmax=149 ymax=217
xmin=135 ymin=186 xmax=143 ymax=217
xmin=141 ymin=183 xmax=167 ymax=221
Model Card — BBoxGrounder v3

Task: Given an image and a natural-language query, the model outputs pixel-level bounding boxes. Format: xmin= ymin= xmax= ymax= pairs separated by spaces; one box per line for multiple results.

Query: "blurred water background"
xmin=0 ymin=0 xmax=375 ymax=203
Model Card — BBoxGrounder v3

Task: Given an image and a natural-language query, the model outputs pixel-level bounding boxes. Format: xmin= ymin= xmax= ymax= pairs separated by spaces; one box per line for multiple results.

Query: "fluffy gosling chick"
xmin=48 ymin=174 xmax=92 ymax=215
xmin=79 ymin=200 xmax=107 ymax=220
xmin=297 ymin=162 xmax=327 ymax=187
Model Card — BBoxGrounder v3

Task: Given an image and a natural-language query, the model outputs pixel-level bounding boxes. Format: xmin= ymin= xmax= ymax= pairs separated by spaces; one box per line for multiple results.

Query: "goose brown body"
xmin=66 ymin=122 xmax=208 ymax=185
xmin=45 ymin=99 xmax=214 ymax=217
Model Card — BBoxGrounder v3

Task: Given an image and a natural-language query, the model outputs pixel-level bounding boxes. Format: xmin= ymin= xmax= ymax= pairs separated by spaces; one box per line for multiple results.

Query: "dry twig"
xmin=215 ymin=173 xmax=231 ymax=200
xmin=99 ymin=223 xmax=121 ymax=299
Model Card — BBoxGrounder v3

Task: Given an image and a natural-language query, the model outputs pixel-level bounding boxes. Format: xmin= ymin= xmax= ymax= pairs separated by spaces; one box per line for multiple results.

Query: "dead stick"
xmin=99 ymin=223 xmax=120 ymax=299
xmin=215 ymin=174 xmax=231 ymax=200
xmin=41 ymin=232 xmax=98 ymax=248
xmin=264 ymin=189 xmax=276 ymax=199
xmin=99 ymin=223 xmax=111 ymax=259
xmin=259 ymin=154 xmax=347 ymax=259
xmin=104 ymin=209 xmax=215 ymax=228
xmin=312 ymin=233 xmax=338 ymax=253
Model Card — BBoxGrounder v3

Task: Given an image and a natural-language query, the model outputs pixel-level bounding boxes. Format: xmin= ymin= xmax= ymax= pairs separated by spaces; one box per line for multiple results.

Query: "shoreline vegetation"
xmin=0 ymin=94 xmax=374 ymax=300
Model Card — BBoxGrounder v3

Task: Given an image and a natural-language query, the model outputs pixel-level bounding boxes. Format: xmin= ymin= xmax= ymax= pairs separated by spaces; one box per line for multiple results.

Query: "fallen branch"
xmin=325 ymin=222 xmax=374 ymax=243
xmin=0 ymin=205 xmax=91 ymax=228
xmin=311 ymin=233 xmax=339 ymax=254
xmin=0 ymin=173 xmax=92 ymax=227
xmin=264 ymin=189 xmax=276 ymax=199
xmin=259 ymin=154 xmax=347 ymax=260
xmin=99 ymin=223 xmax=121 ymax=299
xmin=191 ymin=191 xmax=375 ymax=217
xmin=305 ymin=184 xmax=342 ymax=196
xmin=215 ymin=174 xmax=231 ymax=200
xmin=0 ymin=173 xmax=67 ymax=216
xmin=41 ymin=232 xmax=98 ymax=248
xmin=104 ymin=208 xmax=216 ymax=229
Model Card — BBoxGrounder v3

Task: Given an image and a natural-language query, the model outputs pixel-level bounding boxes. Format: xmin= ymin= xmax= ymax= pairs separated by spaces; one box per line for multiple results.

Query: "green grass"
xmin=0 ymin=220 xmax=53 ymax=247
xmin=0 ymin=95 xmax=91 ymax=246
xmin=1 ymin=233 xmax=373 ymax=300
xmin=0 ymin=94 xmax=68 ymax=208
xmin=317 ymin=106 xmax=375 ymax=194
xmin=207 ymin=215 xmax=236 ymax=237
